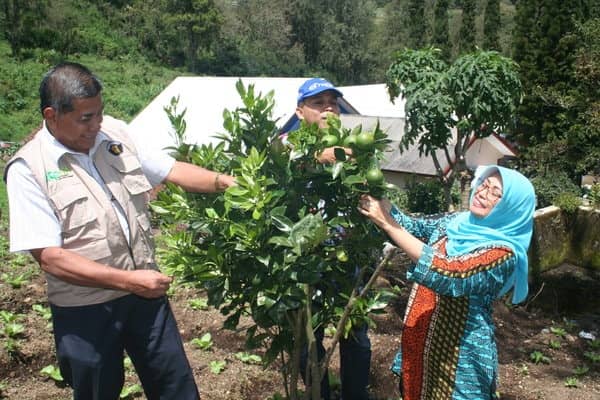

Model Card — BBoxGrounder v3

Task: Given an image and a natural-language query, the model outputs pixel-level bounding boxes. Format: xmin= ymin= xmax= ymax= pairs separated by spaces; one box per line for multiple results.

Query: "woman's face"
xmin=470 ymin=171 xmax=503 ymax=218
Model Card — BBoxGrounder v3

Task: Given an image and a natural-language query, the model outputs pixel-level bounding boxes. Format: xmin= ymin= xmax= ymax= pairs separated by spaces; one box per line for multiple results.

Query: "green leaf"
xmin=204 ymin=208 xmax=219 ymax=219
xmin=209 ymin=360 xmax=227 ymax=374
xmin=343 ymin=175 xmax=366 ymax=185
xmin=271 ymin=214 xmax=294 ymax=232
xmin=267 ymin=236 xmax=294 ymax=248
xmin=120 ymin=383 xmax=143 ymax=398
xmin=331 ymin=162 xmax=344 ymax=179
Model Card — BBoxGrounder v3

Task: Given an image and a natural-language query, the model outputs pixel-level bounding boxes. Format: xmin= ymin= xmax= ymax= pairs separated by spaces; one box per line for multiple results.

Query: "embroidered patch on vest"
xmin=46 ymin=169 xmax=72 ymax=182
xmin=107 ymin=141 xmax=123 ymax=156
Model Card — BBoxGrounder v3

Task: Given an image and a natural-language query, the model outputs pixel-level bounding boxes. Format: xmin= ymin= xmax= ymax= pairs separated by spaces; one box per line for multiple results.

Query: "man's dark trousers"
xmin=51 ymin=294 xmax=200 ymax=400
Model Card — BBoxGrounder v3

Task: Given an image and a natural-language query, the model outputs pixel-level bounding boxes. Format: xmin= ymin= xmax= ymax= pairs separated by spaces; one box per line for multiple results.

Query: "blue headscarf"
xmin=445 ymin=165 xmax=536 ymax=304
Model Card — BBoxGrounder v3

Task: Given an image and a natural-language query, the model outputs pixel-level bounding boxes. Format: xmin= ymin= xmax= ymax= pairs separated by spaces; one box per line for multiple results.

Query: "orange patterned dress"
xmin=390 ymin=209 xmax=515 ymax=400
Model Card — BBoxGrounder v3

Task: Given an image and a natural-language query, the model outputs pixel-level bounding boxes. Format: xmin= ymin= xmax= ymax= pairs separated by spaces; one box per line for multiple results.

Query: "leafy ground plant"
xmin=235 ymin=352 xmax=262 ymax=365
xmin=191 ymin=333 xmax=213 ymax=351
xmin=40 ymin=365 xmax=63 ymax=382
xmin=565 ymin=377 xmax=580 ymax=388
xmin=530 ymin=350 xmax=551 ymax=364
xmin=0 ymin=310 xmax=25 ymax=355
xmin=209 ymin=360 xmax=226 ymax=374
xmin=188 ymin=297 xmax=209 ymax=311
xmin=120 ymin=383 xmax=143 ymax=399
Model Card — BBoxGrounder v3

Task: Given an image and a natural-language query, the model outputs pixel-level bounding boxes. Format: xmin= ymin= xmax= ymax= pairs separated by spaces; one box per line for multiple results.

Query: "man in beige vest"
xmin=5 ymin=62 xmax=235 ymax=399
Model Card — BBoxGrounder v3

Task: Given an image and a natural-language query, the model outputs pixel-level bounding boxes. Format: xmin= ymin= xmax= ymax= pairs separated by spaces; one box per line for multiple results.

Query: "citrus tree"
xmin=386 ymin=48 xmax=522 ymax=210
xmin=152 ymin=81 xmax=398 ymax=399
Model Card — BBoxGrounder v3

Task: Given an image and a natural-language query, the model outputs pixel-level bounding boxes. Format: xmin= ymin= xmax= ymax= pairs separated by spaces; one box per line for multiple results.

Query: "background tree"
xmin=512 ymin=0 xmax=593 ymax=184
xmin=215 ymin=0 xmax=306 ymax=76
xmin=407 ymin=0 xmax=427 ymax=48
xmin=433 ymin=0 xmax=452 ymax=61
xmin=458 ymin=0 xmax=477 ymax=54
xmin=371 ymin=0 xmax=411 ymax=81
xmin=483 ymin=0 xmax=501 ymax=50
xmin=1 ymin=0 xmax=49 ymax=57
xmin=124 ymin=0 xmax=222 ymax=72
xmin=288 ymin=0 xmax=329 ymax=66
xmin=317 ymin=0 xmax=377 ymax=84
xmin=386 ymin=48 xmax=522 ymax=209
xmin=563 ymin=17 xmax=600 ymax=176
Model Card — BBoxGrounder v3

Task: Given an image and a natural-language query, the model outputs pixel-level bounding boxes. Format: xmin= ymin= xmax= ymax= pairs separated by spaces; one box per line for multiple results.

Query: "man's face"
xmin=296 ymin=90 xmax=340 ymax=129
xmin=43 ymin=95 xmax=104 ymax=153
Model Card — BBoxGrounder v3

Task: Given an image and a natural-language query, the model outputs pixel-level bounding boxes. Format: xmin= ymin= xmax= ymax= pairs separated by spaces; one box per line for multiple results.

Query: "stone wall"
xmin=529 ymin=205 xmax=600 ymax=276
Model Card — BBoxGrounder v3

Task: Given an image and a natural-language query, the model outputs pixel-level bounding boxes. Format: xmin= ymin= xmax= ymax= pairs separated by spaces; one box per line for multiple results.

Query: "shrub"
xmin=404 ymin=178 xmax=459 ymax=214
xmin=530 ymin=170 xmax=581 ymax=209
xmin=553 ymin=192 xmax=582 ymax=214
xmin=588 ymin=183 xmax=600 ymax=207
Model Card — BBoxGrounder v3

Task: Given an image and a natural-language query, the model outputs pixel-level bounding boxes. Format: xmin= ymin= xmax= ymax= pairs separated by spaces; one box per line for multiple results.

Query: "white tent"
xmin=129 ymin=77 xmax=305 ymax=152
xmin=128 ymin=77 xmax=397 ymax=152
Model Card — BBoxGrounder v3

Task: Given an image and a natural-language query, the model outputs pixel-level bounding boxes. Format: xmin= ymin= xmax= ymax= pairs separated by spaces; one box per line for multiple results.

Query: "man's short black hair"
xmin=39 ymin=62 xmax=103 ymax=115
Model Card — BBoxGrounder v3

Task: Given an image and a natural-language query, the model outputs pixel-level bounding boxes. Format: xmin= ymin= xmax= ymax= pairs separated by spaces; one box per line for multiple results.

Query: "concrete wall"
xmin=529 ymin=205 xmax=600 ymax=276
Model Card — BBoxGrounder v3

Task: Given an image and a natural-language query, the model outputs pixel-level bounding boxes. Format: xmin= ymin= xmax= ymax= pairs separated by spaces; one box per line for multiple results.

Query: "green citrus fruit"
xmin=366 ymin=167 xmax=384 ymax=186
xmin=356 ymin=132 xmax=375 ymax=150
xmin=342 ymin=134 xmax=358 ymax=147
xmin=336 ymin=249 xmax=349 ymax=263
xmin=270 ymin=137 xmax=287 ymax=156
xmin=321 ymin=134 xmax=339 ymax=147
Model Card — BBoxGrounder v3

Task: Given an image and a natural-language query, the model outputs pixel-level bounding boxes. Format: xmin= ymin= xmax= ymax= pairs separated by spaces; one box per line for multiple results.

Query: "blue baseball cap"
xmin=297 ymin=78 xmax=343 ymax=105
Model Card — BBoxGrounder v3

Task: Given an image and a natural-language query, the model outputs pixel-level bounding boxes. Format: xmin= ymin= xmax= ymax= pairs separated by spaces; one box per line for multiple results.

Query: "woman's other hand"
xmin=358 ymin=194 xmax=393 ymax=230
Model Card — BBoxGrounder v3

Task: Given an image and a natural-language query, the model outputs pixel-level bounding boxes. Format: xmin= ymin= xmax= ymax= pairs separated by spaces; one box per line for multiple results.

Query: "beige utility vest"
xmin=7 ymin=116 xmax=158 ymax=306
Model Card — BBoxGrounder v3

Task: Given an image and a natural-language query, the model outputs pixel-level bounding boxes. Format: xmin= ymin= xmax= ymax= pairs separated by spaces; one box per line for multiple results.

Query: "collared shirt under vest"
xmin=5 ymin=116 xmax=172 ymax=306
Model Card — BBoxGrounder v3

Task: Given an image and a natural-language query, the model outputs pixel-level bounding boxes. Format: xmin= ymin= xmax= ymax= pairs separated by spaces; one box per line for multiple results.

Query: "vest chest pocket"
xmin=51 ymin=181 xmax=97 ymax=233
xmin=109 ymin=154 xmax=153 ymax=196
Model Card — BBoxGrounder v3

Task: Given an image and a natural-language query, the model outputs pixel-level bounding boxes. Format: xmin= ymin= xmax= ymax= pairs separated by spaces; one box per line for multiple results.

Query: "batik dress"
xmin=389 ymin=207 xmax=517 ymax=400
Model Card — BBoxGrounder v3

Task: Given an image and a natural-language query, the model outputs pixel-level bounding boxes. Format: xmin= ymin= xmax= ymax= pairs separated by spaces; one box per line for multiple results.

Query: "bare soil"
xmin=1 ymin=253 xmax=599 ymax=400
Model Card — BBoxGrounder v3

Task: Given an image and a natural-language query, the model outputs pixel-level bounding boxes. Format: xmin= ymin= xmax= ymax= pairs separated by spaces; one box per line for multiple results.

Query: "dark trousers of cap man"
xmin=300 ymin=321 xmax=371 ymax=400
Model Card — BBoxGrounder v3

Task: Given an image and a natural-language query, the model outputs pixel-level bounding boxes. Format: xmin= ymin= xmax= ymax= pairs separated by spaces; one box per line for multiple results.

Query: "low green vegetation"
xmin=0 ymin=310 xmax=25 ymax=355
xmin=235 ymin=352 xmax=262 ymax=365
xmin=529 ymin=350 xmax=551 ymax=365
xmin=191 ymin=333 xmax=213 ymax=351
xmin=188 ymin=297 xmax=209 ymax=311
xmin=40 ymin=365 xmax=63 ymax=382
xmin=209 ymin=360 xmax=226 ymax=374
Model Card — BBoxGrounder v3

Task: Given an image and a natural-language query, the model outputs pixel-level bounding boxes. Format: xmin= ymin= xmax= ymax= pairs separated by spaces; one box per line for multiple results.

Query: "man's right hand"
xmin=316 ymin=146 xmax=353 ymax=164
xmin=126 ymin=269 xmax=173 ymax=298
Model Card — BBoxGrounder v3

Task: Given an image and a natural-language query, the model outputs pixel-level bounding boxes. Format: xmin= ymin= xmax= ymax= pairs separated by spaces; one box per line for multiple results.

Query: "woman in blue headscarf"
xmin=358 ymin=165 xmax=536 ymax=400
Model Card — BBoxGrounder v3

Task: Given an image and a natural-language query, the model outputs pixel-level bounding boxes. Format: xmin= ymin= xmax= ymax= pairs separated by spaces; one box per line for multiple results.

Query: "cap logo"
xmin=307 ymin=82 xmax=333 ymax=91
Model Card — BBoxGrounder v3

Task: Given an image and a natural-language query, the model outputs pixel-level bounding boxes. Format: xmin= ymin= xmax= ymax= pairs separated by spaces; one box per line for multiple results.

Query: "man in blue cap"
xmin=287 ymin=77 xmax=354 ymax=164
xmin=294 ymin=77 xmax=372 ymax=400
